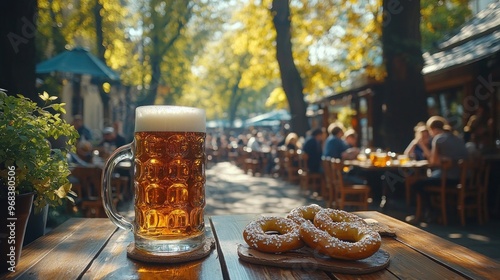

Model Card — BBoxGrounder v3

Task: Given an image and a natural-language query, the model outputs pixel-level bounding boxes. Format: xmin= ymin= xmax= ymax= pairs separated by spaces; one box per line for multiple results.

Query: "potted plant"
xmin=0 ymin=90 xmax=79 ymax=272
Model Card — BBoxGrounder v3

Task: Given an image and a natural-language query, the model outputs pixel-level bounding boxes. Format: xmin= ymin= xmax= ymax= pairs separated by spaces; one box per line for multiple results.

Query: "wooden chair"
xmin=70 ymin=167 xmax=104 ymax=217
xmin=415 ymin=157 xmax=489 ymax=226
xmin=242 ymin=147 xmax=260 ymax=175
xmin=321 ymin=157 xmax=335 ymax=207
xmin=457 ymin=157 xmax=490 ymax=226
xmin=227 ymin=145 xmax=240 ymax=165
xmin=297 ymin=150 xmax=324 ymax=195
xmin=330 ymin=158 xmax=371 ymax=210
xmin=415 ymin=158 xmax=454 ymax=225
xmin=284 ymin=149 xmax=300 ymax=184
xmin=275 ymin=147 xmax=288 ymax=178
xmin=70 ymin=166 xmax=119 ymax=218
xmin=403 ymin=167 xmax=427 ymax=206
xmin=111 ymin=175 xmax=129 ymax=202
xmin=235 ymin=146 xmax=246 ymax=168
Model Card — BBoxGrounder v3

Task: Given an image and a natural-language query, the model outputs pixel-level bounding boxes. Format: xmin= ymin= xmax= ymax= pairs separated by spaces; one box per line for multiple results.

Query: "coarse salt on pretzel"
xmin=313 ymin=208 xmax=366 ymax=232
xmin=300 ymin=212 xmax=381 ymax=260
xmin=286 ymin=204 xmax=323 ymax=225
xmin=243 ymin=216 xmax=304 ymax=253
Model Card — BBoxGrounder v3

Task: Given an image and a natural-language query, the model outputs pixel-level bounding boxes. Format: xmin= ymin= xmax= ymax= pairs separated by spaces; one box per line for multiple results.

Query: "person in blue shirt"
xmin=323 ymin=123 xmax=365 ymax=184
xmin=302 ymin=128 xmax=324 ymax=173
xmin=323 ymin=123 xmax=349 ymax=159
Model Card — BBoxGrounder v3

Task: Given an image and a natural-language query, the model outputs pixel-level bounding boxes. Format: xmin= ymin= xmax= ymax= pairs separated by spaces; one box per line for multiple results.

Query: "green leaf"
xmin=1 ymin=89 xmax=79 ymax=211
xmin=39 ymin=91 xmax=50 ymax=101
xmin=16 ymin=159 xmax=25 ymax=169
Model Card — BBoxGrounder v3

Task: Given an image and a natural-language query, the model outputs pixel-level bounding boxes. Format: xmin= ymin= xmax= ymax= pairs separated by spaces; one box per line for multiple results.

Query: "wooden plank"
xmin=381 ymin=237 xmax=467 ymax=279
xmin=1 ymin=218 xmax=85 ymax=279
xmin=210 ymin=214 xmax=332 ymax=280
xmin=328 ymin=270 xmax=398 ymax=280
xmin=355 ymin=211 xmax=500 ymax=280
xmin=1 ymin=218 xmax=116 ymax=280
xmin=82 ymin=219 xmax=223 ymax=280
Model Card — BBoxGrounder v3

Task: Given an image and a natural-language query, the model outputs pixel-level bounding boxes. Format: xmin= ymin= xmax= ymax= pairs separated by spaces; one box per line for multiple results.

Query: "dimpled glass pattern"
xmin=134 ymin=131 xmax=205 ymax=239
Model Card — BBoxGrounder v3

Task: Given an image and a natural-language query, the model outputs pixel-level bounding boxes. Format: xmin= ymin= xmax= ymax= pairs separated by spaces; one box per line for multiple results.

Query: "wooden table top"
xmin=2 ymin=211 xmax=499 ymax=279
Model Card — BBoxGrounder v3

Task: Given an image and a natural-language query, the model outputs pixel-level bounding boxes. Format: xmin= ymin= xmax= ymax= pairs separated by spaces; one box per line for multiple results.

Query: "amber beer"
xmin=102 ymin=105 xmax=206 ymax=254
xmin=373 ymin=152 xmax=389 ymax=167
xmin=134 ymin=106 xmax=206 ymax=252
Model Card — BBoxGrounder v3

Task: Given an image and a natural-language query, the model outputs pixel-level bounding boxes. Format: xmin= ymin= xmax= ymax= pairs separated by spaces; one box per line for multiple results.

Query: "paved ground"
xmin=120 ymin=161 xmax=500 ymax=262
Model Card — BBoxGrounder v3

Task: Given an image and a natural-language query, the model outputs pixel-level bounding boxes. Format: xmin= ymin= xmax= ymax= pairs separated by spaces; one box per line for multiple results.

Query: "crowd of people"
xmin=66 ymin=110 xmax=486 ymax=224
xmin=205 ymin=121 xmax=365 ymax=179
xmin=206 ymin=112 xmax=488 ymax=224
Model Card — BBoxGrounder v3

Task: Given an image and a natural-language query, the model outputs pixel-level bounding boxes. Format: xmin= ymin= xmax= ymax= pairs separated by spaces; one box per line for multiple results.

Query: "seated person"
xmin=282 ymin=132 xmax=301 ymax=167
xmin=98 ymin=127 xmax=127 ymax=157
xmin=404 ymin=122 xmax=431 ymax=160
xmin=324 ymin=125 xmax=364 ymax=184
xmin=411 ymin=116 xmax=468 ymax=222
xmin=341 ymin=129 xmax=365 ymax=185
xmin=71 ymin=115 xmax=92 ymax=141
xmin=67 ymin=140 xmax=93 ymax=167
xmin=302 ymin=128 xmax=324 ymax=173
xmin=342 ymin=129 xmax=360 ymax=160
xmin=284 ymin=132 xmax=300 ymax=151
xmin=323 ymin=123 xmax=347 ymax=159
xmin=246 ymin=130 xmax=262 ymax=152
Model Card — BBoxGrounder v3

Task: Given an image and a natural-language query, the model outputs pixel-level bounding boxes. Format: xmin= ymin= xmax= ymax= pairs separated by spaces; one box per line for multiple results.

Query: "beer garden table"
xmin=2 ymin=211 xmax=499 ymax=279
xmin=343 ymin=159 xmax=429 ymax=208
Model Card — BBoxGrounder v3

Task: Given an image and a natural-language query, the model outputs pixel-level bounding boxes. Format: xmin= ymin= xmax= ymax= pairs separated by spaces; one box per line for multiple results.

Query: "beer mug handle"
xmin=102 ymin=143 xmax=134 ymax=231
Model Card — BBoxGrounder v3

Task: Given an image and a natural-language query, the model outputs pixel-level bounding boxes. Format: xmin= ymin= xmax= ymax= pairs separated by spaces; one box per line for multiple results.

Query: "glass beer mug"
xmin=102 ymin=105 xmax=206 ymax=254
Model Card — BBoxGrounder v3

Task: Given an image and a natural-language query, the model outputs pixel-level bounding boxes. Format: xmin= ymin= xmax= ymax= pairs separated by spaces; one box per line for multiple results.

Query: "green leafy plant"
xmin=0 ymin=90 xmax=79 ymax=211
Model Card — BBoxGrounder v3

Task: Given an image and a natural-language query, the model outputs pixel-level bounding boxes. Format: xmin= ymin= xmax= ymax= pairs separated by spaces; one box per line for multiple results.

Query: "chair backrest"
xmin=297 ymin=150 xmax=309 ymax=173
xmin=321 ymin=157 xmax=332 ymax=186
xmin=284 ymin=149 xmax=291 ymax=167
xmin=283 ymin=149 xmax=300 ymax=182
xmin=71 ymin=167 xmax=102 ymax=198
xmin=330 ymin=158 xmax=345 ymax=189
xmin=276 ymin=147 xmax=286 ymax=165
xmin=439 ymin=157 xmax=453 ymax=189
xmin=322 ymin=157 xmax=336 ymax=201
xmin=478 ymin=159 xmax=491 ymax=193
xmin=285 ymin=149 xmax=299 ymax=167
xmin=458 ymin=157 xmax=490 ymax=194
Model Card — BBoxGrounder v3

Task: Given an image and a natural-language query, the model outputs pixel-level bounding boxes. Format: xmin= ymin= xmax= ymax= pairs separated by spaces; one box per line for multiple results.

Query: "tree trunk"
xmin=228 ymin=82 xmax=244 ymax=128
xmin=94 ymin=0 xmax=111 ymax=120
xmin=137 ymin=56 xmax=161 ymax=106
xmin=0 ymin=0 xmax=37 ymax=101
xmin=94 ymin=0 xmax=105 ymax=60
xmin=271 ymin=0 xmax=309 ymax=137
xmin=381 ymin=0 xmax=427 ymax=152
xmin=48 ymin=0 xmax=67 ymax=56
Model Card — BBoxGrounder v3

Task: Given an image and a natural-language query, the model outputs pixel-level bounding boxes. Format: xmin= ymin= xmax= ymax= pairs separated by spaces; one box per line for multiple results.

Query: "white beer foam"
xmin=135 ymin=106 xmax=206 ymax=132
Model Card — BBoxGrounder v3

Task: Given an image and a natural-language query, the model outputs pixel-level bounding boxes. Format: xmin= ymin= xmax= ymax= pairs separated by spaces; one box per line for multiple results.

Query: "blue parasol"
xmin=36 ymin=47 xmax=119 ymax=81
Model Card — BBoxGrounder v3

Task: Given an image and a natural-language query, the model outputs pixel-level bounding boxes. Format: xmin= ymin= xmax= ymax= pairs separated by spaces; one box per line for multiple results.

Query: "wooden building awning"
xmin=313 ymin=82 xmax=382 ymax=106
xmin=423 ymin=2 xmax=500 ymax=77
